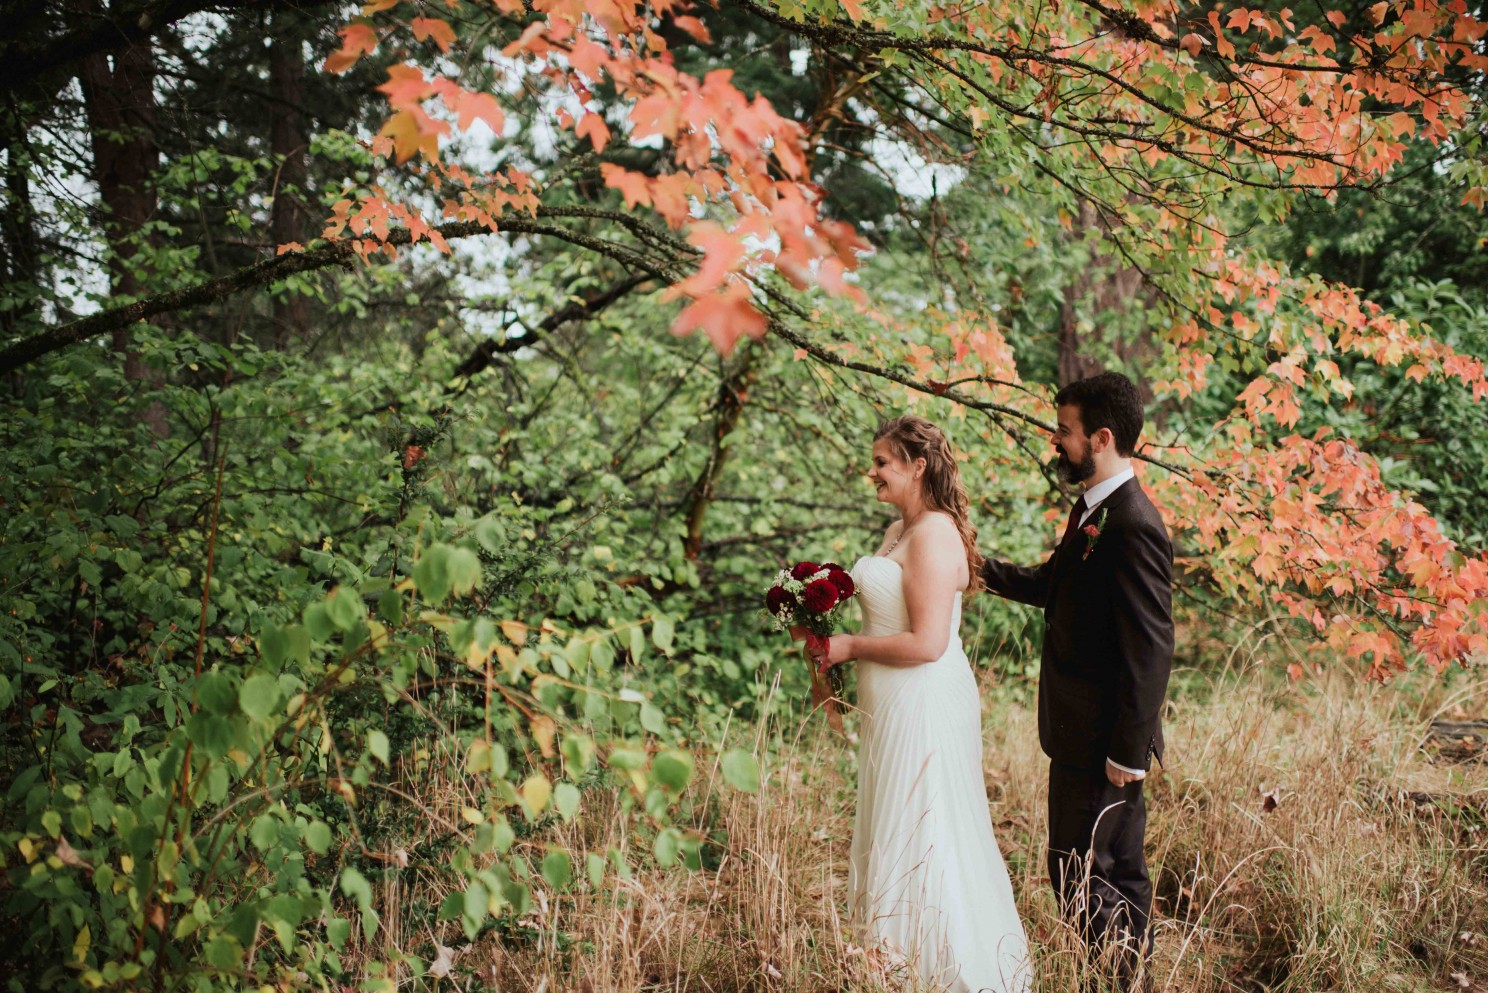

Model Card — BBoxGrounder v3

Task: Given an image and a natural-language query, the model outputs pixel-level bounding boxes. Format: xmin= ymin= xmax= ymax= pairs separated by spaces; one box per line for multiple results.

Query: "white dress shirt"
xmin=1078 ymin=466 xmax=1134 ymax=527
xmin=1076 ymin=466 xmax=1146 ymax=779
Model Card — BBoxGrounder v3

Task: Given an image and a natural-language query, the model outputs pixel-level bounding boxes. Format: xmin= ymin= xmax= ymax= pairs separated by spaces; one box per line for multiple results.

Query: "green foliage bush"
xmin=0 ymin=329 xmax=784 ymax=990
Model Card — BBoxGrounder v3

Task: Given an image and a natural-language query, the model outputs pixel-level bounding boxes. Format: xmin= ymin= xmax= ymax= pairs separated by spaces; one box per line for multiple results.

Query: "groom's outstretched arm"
xmin=1107 ymin=518 xmax=1175 ymax=771
xmin=980 ymin=555 xmax=1055 ymax=608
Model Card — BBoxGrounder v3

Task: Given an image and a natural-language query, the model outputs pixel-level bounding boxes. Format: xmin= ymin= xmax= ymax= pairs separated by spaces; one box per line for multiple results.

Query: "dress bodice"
xmin=851 ymin=555 xmax=963 ymax=643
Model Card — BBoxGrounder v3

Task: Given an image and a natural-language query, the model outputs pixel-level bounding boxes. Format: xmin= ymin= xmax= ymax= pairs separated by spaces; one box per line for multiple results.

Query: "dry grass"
xmin=351 ymin=651 xmax=1488 ymax=992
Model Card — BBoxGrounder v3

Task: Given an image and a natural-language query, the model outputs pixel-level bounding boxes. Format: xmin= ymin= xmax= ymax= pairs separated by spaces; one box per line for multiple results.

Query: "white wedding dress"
xmin=848 ymin=555 xmax=1031 ymax=993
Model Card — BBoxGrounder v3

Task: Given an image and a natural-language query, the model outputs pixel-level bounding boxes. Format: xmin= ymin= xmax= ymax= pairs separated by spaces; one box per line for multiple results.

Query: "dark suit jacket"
xmin=981 ymin=477 xmax=1174 ymax=771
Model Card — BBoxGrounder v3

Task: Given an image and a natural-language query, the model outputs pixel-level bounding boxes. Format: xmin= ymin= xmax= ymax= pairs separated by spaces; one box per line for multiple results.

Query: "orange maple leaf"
xmin=669 ymin=287 xmax=768 ymax=355
xmin=380 ymin=109 xmax=444 ymax=165
xmin=411 ymin=17 xmax=456 ymax=53
xmin=448 ymin=89 xmax=506 ymax=133
xmin=671 ymin=15 xmax=713 ymax=42
xmin=576 ymin=112 xmax=611 ymax=153
xmin=599 ymin=163 xmax=652 ymax=209
xmin=377 ymin=64 xmax=434 ymax=111
xmin=324 ymin=23 xmax=379 ymax=74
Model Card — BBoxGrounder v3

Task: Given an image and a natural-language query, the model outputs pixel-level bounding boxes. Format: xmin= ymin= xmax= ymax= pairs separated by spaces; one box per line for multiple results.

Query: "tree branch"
xmin=0 ymin=0 xmax=336 ymax=99
xmin=0 ymin=214 xmax=686 ymax=374
xmin=448 ymin=272 xmax=652 ymax=380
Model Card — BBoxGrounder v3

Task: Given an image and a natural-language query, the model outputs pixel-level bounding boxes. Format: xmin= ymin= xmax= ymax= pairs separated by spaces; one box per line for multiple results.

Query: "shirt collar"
xmin=1081 ymin=465 xmax=1135 ymax=516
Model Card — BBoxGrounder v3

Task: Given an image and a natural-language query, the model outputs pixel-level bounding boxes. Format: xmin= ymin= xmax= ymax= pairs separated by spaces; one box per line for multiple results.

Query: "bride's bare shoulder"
xmin=901 ymin=512 xmax=963 ymax=560
xmin=919 ymin=511 xmax=963 ymax=541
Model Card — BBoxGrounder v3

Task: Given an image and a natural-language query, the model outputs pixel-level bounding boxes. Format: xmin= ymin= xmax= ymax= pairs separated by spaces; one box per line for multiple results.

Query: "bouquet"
xmin=765 ymin=561 xmax=856 ymax=732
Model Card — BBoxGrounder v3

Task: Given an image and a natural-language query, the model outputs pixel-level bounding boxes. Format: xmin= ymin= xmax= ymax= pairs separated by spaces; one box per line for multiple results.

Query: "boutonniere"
xmin=1081 ymin=507 xmax=1109 ymax=560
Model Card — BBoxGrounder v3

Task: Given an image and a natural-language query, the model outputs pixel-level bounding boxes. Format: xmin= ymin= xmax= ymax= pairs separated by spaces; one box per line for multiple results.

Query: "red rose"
xmin=1082 ymin=525 xmax=1100 ymax=538
xmin=790 ymin=561 xmax=820 ymax=581
xmin=827 ymin=567 xmax=855 ymax=599
xmin=765 ymin=585 xmax=797 ymax=615
xmin=801 ymin=578 xmax=839 ymax=614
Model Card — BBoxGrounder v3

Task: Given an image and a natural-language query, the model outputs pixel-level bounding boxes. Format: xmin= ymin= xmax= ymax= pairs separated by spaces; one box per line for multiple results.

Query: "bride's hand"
xmin=810 ymin=634 xmax=854 ymax=672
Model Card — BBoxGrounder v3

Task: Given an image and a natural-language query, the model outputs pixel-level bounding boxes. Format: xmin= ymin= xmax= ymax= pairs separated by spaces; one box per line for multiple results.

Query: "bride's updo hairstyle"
xmin=874 ymin=415 xmax=984 ymax=593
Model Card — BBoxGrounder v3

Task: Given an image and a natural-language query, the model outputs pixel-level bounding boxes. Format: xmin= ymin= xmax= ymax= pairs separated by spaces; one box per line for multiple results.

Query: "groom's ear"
xmin=1092 ymin=426 xmax=1115 ymax=452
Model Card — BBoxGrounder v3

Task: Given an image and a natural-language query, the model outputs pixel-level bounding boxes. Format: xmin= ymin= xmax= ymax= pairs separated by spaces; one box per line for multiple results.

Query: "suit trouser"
xmin=1047 ymin=761 xmax=1152 ymax=972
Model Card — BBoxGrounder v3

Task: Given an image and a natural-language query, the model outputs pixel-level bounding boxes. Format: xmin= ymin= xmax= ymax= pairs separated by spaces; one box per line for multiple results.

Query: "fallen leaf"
xmin=56 ymin=836 xmax=92 ymax=872
xmin=428 ymin=944 xmax=456 ymax=979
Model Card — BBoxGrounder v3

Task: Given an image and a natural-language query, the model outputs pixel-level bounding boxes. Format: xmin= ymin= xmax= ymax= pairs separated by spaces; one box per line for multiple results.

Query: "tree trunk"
xmin=682 ymin=347 xmax=759 ymax=560
xmin=1056 ymin=198 xmax=1157 ymax=398
xmin=268 ymin=8 xmax=309 ymax=348
xmin=75 ymin=2 xmax=166 ymax=434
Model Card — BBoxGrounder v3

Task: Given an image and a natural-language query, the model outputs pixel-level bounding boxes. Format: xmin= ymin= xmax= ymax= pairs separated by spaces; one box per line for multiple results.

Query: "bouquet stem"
xmin=803 ymin=632 xmax=845 ymax=736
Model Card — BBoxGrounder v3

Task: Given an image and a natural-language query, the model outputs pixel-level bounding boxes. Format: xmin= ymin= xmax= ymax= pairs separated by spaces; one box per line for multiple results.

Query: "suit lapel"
xmin=1051 ymin=477 xmax=1141 ymax=581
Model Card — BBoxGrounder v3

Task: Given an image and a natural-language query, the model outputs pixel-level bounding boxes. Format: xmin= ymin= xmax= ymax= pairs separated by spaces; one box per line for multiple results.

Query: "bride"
xmin=811 ymin=415 xmax=1031 ymax=993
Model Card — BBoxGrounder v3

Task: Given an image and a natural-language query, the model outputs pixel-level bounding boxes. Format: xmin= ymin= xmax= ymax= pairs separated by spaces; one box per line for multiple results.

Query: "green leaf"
xmin=564 ymin=637 xmax=590 ymax=675
xmin=303 ymin=601 xmax=336 ymax=641
xmin=324 ymin=586 xmax=367 ymax=630
xmin=462 ymin=880 xmax=489 ymax=925
xmin=447 ymin=547 xmax=482 ymax=597
xmin=368 ymin=729 xmax=390 ymax=765
xmin=250 ymin=814 xmax=279 ymax=851
xmin=492 ymin=816 xmax=515 ymax=855
xmin=560 ymin=734 xmax=594 ymax=775
xmin=259 ymin=626 xmax=290 ymax=668
xmin=412 ymin=544 xmax=452 ymax=604
xmin=651 ymin=750 xmax=693 ymax=793
xmin=640 ymin=701 xmax=667 ymax=735
xmin=303 ymin=820 xmax=332 ymax=855
xmin=339 ymin=867 xmax=373 ymax=912
xmin=474 ymin=516 xmax=503 ymax=553
xmin=326 ymin=917 xmax=352 ymax=950
xmin=378 ymin=588 xmax=404 ymax=625
xmin=437 ymin=891 xmax=463 ymax=921
xmin=238 ymin=674 xmax=280 ymax=722
xmin=197 ymin=672 xmax=237 ymax=715
xmin=720 ymin=750 xmax=760 ymax=794
xmin=553 ymin=782 xmax=580 ymax=821
xmin=541 ymin=849 xmax=572 ymax=889
xmin=186 ymin=713 xmax=234 ymax=759
xmin=590 ymin=636 xmax=614 ymax=673
xmin=204 ymin=934 xmax=244 ymax=971
xmin=285 ymin=625 xmax=311 ymax=665
xmin=607 ymin=747 xmax=646 ymax=771
xmin=652 ymin=828 xmax=681 ymax=867
xmin=586 ymin=852 xmax=606 ymax=889
xmin=651 ymin=615 xmax=675 ymax=653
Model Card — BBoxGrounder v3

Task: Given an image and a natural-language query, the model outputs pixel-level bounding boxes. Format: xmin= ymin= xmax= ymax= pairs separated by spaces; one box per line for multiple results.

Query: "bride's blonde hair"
xmin=874 ymin=415 xmax=984 ymax=593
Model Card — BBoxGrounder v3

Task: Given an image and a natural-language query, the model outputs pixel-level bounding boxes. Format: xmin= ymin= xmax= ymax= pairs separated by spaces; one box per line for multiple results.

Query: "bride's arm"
xmin=827 ymin=516 xmax=965 ymax=667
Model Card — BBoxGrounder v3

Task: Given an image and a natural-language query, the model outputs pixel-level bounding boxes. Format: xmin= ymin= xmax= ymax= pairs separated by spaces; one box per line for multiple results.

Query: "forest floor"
xmin=361 ymin=655 xmax=1488 ymax=992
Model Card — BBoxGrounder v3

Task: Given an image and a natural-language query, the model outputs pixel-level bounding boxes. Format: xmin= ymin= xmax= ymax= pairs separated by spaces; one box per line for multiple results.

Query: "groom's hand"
xmin=1105 ymin=758 xmax=1145 ymax=787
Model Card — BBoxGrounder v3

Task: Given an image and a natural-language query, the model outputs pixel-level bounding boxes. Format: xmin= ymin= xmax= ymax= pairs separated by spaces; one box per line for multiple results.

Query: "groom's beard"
xmin=1055 ymin=448 xmax=1096 ymax=486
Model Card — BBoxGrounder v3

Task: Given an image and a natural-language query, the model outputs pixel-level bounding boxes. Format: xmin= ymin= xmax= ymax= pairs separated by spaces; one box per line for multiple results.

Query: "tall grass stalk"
xmin=348 ymin=655 xmax=1488 ymax=992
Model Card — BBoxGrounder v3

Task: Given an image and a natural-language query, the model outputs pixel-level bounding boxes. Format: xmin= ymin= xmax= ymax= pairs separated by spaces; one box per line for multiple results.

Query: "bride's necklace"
xmin=885 ymin=511 xmax=925 ymax=555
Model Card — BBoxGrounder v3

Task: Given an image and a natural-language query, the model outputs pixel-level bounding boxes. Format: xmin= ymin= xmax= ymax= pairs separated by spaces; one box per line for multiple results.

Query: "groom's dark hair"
xmin=1055 ymin=372 xmax=1143 ymax=457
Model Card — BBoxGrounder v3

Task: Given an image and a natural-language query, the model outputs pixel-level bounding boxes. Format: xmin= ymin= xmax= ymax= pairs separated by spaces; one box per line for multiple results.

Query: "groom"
xmin=981 ymin=371 xmax=1174 ymax=984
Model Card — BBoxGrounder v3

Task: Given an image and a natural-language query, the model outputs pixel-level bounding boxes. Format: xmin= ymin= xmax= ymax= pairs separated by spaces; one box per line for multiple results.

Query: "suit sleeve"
xmin=1106 ymin=518 xmax=1175 ymax=770
xmin=980 ymin=554 xmax=1055 ymax=608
